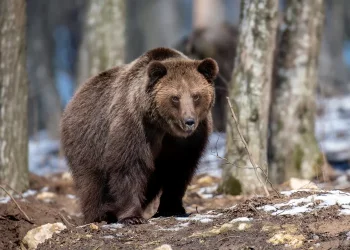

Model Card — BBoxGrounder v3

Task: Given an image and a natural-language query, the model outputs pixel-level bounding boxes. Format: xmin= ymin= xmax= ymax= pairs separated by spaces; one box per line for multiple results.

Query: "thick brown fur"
xmin=174 ymin=23 xmax=238 ymax=133
xmin=60 ymin=47 xmax=218 ymax=225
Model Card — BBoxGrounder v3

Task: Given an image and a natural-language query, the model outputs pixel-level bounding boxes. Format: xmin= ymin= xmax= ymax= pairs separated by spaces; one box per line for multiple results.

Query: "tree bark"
xmin=220 ymin=0 xmax=278 ymax=195
xmin=77 ymin=0 xmax=125 ymax=84
xmin=0 ymin=0 xmax=29 ymax=195
xmin=269 ymin=0 xmax=325 ymax=183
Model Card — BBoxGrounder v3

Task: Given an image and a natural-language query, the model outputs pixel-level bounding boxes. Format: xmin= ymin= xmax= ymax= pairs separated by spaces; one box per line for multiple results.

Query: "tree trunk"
xmin=27 ymin=0 xmax=65 ymax=139
xmin=77 ymin=0 xmax=125 ymax=84
xmin=219 ymin=0 xmax=278 ymax=195
xmin=0 ymin=0 xmax=29 ymax=195
xmin=269 ymin=0 xmax=325 ymax=184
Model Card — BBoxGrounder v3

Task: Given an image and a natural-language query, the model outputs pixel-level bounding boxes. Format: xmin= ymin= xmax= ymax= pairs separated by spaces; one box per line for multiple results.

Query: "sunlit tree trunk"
xmin=269 ymin=0 xmax=325 ymax=184
xmin=0 ymin=0 xmax=29 ymax=195
xmin=220 ymin=0 xmax=278 ymax=195
xmin=78 ymin=0 xmax=125 ymax=83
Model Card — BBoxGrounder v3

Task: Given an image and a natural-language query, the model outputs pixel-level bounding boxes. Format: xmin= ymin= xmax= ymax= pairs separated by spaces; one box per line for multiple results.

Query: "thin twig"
xmin=2 ymin=183 xmax=24 ymax=199
xmin=76 ymin=222 xmax=94 ymax=228
xmin=216 ymin=235 xmax=239 ymax=244
xmin=59 ymin=212 xmax=75 ymax=227
xmin=0 ymin=185 xmax=33 ymax=223
xmin=226 ymin=97 xmax=280 ymax=197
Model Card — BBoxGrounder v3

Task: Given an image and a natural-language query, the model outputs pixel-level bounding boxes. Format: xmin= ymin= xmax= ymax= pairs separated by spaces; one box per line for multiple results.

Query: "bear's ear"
xmin=197 ymin=58 xmax=219 ymax=82
xmin=147 ymin=61 xmax=167 ymax=91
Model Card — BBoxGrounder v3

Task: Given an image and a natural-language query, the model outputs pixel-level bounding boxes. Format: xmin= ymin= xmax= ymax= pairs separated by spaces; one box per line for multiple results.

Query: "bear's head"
xmin=147 ymin=57 xmax=218 ymax=138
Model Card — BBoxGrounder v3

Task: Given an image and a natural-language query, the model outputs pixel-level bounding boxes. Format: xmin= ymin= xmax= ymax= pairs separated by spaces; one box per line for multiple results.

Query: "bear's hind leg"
xmin=74 ymin=170 xmax=111 ymax=223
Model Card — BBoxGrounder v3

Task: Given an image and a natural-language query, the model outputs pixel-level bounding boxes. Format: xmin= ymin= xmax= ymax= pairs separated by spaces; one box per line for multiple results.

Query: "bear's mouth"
xmin=174 ymin=121 xmax=196 ymax=136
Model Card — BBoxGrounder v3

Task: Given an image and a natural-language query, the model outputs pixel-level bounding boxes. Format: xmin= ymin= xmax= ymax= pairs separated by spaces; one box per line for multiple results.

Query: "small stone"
xmin=238 ymin=223 xmax=251 ymax=231
xmin=154 ymin=244 xmax=173 ymax=250
xmin=36 ymin=192 xmax=57 ymax=201
xmin=85 ymin=234 xmax=92 ymax=238
xmin=22 ymin=222 xmax=66 ymax=250
xmin=197 ymin=176 xmax=214 ymax=185
xmin=289 ymin=178 xmax=318 ymax=190
xmin=90 ymin=223 xmax=99 ymax=230
xmin=61 ymin=172 xmax=73 ymax=182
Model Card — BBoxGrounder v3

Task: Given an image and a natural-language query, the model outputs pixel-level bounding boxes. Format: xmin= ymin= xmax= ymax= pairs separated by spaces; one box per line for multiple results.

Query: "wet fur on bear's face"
xmin=147 ymin=58 xmax=218 ymax=138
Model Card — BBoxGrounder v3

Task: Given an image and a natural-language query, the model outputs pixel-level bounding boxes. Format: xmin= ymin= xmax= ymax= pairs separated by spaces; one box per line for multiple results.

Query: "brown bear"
xmin=174 ymin=23 xmax=239 ymax=133
xmin=60 ymin=47 xmax=218 ymax=225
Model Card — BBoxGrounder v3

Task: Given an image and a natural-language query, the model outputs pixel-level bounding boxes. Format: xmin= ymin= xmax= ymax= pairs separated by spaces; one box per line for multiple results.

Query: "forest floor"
xmin=2 ymin=171 xmax=350 ymax=250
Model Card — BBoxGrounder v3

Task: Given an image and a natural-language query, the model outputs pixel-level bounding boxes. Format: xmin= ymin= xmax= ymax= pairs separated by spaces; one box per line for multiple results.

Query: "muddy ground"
xmin=1 ymin=172 xmax=350 ymax=250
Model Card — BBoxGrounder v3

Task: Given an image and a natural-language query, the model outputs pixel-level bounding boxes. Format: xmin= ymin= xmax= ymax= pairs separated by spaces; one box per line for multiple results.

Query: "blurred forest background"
xmin=2 ymin=0 xmax=350 ymax=195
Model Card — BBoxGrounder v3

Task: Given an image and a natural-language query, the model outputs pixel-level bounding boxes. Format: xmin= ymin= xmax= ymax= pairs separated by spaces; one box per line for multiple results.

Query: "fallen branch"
xmin=226 ymin=97 xmax=280 ymax=197
xmin=0 ymin=184 xmax=33 ymax=223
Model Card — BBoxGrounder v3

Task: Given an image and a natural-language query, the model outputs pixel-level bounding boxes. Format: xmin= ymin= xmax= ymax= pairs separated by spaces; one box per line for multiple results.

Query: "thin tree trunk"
xmin=220 ymin=0 xmax=278 ymax=195
xmin=193 ymin=0 xmax=225 ymax=29
xmin=0 ymin=0 xmax=29 ymax=195
xmin=269 ymin=0 xmax=325 ymax=183
xmin=77 ymin=0 xmax=125 ymax=84
xmin=27 ymin=0 xmax=63 ymax=139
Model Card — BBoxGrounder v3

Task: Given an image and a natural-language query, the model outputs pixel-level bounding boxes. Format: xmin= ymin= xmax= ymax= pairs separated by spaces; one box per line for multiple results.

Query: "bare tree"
xmin=269 ymin=0 xmax=325 ymax=183
xmin=77 ymin=0 xmax=125 ymax=84
xmin=0 ymin=0 xmax=29 ymax=195
xmin=220 ymin=0 xmax=278 ymax=195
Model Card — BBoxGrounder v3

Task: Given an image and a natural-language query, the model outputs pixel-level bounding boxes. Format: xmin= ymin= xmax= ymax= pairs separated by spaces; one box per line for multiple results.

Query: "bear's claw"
xmin=119 ymin=217 xmax=148 ymax=225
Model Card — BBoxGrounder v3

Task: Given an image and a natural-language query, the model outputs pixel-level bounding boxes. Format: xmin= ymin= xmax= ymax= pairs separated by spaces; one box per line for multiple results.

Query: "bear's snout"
xmin=184 ymin=117 xmax=196 ymax=132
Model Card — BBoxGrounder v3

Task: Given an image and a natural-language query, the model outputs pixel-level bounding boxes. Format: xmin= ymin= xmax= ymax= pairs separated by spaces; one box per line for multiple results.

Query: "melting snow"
xmin=175 ymin=213 xmax=222 ymax=223
xmin=0 ymin=189 xmax=37 ymax=204
xmin=101 ymin=223 xmax=124 ymax=231
xmin=259 ymin=190 xmax=350 ymax=216
xmin=230 ymin=217 xmax=253 ymax=223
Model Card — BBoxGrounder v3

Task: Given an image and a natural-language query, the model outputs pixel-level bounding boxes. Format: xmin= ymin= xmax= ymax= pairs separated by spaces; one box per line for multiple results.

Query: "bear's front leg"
xmin=107 ymin=168 xmax=149 ymax=225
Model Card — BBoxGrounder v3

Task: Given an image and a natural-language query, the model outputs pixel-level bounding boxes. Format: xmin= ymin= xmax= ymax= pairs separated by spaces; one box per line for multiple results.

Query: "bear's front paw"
xmin=118 ymin=216 xmax=148 ymax=225
xmin=153 ymin=207 xmax=192 ymax=218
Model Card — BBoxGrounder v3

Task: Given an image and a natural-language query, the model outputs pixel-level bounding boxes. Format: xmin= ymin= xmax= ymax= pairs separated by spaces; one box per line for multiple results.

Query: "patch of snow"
xmin=22 ymin=189 xmax=37 ymax=198
xmin=259 ymin=190 xmax=350 ymax=216
xmin=229 ymin=217 xmax=253 ymax=223
xmin=0 ymin=197 xmax=10 ymax=204
xmin=197 ymin=184 xmax=218 ymax=199
xmin=197 ymin=132 xmax=226 ymax=177
xmin=66 ymin=194 xmax=76 ymax=199
xmin=29 ymin=130 xmax=68 ymax=176
xmin=261 ymin=205 xmax=277 ymax=212
xmin=175 ymin=213 xmax=222 ymax=223
xmin=101 ymin=223 xmax=124 ymax=231
xmin=101 ymin=235 xmax=115 ymax=239
xmin=0 ymin=189 xmax=37 ymax=204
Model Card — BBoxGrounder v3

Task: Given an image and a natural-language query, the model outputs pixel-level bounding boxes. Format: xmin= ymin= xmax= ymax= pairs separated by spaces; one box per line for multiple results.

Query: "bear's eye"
xmin=171 ymin=96 xmax=180 ymax=103
xmin=192 ymin=94 xmax=200 ymax=101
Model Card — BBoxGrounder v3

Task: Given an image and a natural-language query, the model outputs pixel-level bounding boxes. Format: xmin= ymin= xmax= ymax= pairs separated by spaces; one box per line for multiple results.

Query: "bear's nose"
xmin=184 ymin=118 xmax=195 ymax=127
